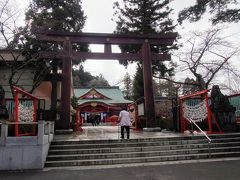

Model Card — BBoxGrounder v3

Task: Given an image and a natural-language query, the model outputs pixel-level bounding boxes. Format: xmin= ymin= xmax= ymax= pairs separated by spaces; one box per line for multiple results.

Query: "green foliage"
xmin=73 ymin=65 xmax=95 ymax=87
xmin=114 ymin=0 xmax=175 ymax=34
xmin=71 ymin=95 xmax=78 ymax=109
xmin=73 ymin=65 xmax=110 ymax=87
xmin=178 ymin=0 xmax=240 ymax=24
xmin=182 ymin=77 xmax=198 ymax=95
xmin=25 ymin=0 xmax=88 ymax=62
xmin=113 ymin=0 xmax=177 ymax=99
xmin=88 ymin=74 xmax=110 ymax=87
xmin=132 ymin=64 xmax=144 ymax=101
xmin=122 ymin=72 xmax=132 ymax=100
xmin=155 ymin=79 xmax=178 ymax=97
xmin=26 ymin=0 xmax=86 ymax=32
xmin=113 ymin=0 xmax=178 ymax=73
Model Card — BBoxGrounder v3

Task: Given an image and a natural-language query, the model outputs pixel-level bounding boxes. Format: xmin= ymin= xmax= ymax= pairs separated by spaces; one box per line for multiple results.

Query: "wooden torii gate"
xmin=37 ymin=30 xmax=177 ymax=130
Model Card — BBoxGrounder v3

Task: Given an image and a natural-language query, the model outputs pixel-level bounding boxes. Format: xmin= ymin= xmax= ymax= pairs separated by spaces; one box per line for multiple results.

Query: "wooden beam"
xmin=39 ymin=51 xmax=171 ymax=61
xmin=36 ymin=31 xmax=177 ymax=45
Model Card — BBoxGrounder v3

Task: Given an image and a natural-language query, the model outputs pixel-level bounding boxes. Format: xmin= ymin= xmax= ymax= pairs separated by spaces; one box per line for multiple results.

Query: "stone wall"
xmin=0 ymin=121 xmax=54 ymax=170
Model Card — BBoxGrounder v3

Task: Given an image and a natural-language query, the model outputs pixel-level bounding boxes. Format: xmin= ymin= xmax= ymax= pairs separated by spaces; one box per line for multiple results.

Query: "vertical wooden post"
xmin=104 ymin=43 xmax=112 ymax=54
xmin=142 ymin=41 xmax=156 ymax=128
xmin=75 ymin=108 xmax=80 ymax=131
xmin=51 ymin=60 xmax=58 ymax=122
xmin=60 ymin=37 xmax=72 ymax=129
xmin=14 ymin=90 xmax=19 ymax=136
xmin=179 ymin=99 xmax=185 ymax=133
xmin=33 ymin=98 xmax=37 ymax=135
xmin=205 ymin=93 xmax=212 ymax=133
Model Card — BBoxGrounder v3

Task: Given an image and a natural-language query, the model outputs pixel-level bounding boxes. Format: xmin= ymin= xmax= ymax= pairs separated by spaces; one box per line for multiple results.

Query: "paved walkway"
xmin=1 ymin=159 xmax=240 ymax=180
xmin=54 ymin=125 xmax=183 ymax=141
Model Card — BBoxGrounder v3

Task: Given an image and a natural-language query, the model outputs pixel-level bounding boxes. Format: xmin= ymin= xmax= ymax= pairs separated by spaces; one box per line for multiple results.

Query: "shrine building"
xmin=74 ymin=86 xmax=132 ymax=124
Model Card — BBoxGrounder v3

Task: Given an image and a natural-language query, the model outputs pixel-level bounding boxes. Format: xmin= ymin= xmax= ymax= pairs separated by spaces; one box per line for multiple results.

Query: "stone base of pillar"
xmin=55 ymin=129 xmax=73 ymax=134
xmin=143 ymin=127 xmax=161 ymax=132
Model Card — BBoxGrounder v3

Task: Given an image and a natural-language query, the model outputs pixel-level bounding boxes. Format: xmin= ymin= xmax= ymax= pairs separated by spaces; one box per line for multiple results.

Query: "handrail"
xmin=188 ymin=118 xmax=211 ymax=143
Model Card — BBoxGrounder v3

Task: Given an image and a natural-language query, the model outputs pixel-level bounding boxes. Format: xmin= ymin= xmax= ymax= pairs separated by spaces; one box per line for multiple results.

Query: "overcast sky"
xmin=18 ymin=0 xmax=240 ymax=88
xmin=81 ymin=0 xmax=196 ymax=86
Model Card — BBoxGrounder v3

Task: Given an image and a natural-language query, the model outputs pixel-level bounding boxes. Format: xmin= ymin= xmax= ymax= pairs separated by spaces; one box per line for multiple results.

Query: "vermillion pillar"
xmin=60 ymin=37 xmax=72 ymax=129
xmin=142 ymin=41 xmax=156 ymax=128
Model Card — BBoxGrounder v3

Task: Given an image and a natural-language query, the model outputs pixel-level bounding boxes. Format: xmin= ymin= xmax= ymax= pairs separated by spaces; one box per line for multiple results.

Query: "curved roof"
xmin=74 ymin=87 xmax=133 ymax=105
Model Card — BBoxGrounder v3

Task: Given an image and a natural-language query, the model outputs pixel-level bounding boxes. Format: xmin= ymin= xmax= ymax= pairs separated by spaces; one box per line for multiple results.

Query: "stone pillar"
xmin=0 ymin=121 xmax=8 ymax=145
xmin=37 ymin=120 xmax=44 ymax=145
xmin=141 ymin=41 xmax=156 ymax=128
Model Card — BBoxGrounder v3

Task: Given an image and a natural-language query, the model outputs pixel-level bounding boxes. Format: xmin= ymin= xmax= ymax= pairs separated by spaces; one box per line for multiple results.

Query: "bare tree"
xmin=0 ymin=0 xmax=24 ymax=94
xmin=158 ymin=27 xmax=239 ymax=94
xmin=0 ymin=0 xmax=49 ymax=96
xmin=219 ymin=75 xmax=240 ymax=95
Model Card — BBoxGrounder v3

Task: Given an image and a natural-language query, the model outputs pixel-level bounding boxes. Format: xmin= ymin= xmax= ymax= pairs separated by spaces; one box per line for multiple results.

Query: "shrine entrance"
xmin=76 ymin=102 xmax=118 ymax=127
xmin=37 ymin=30 xmax=177 ymax=130
xmin=74 ymin=87 xmax=132 ymax=129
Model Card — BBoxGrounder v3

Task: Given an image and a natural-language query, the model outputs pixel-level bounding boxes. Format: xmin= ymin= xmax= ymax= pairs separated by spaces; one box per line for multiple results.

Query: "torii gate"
xmin=37 ymin=30 xmax=177 ymax=130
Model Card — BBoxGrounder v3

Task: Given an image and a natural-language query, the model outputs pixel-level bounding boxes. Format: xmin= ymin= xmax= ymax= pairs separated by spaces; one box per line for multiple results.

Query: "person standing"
xmin=118 ymin=106 xmax=132 ymax=139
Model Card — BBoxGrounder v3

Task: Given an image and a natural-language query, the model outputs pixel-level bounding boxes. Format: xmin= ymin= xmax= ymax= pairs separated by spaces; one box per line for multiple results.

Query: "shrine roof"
xmin=74 ymin=87 xmax=132 ymax=105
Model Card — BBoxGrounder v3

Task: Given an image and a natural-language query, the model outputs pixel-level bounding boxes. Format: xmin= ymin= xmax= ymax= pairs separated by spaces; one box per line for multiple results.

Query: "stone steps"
xmin=45 ymin=133 xmax=240 ymax=168
xmin=45 ymin=151 xmax=240 ymax=167
xmin=47 ymin=146 xmax=240 ymax=161
xmin=48 ymin=141 xmax=240 ymax=155
xmin=51 ymin=133 xmax=240 ymax=145
xmin=49 ymin=137 xmax=240 ymax=150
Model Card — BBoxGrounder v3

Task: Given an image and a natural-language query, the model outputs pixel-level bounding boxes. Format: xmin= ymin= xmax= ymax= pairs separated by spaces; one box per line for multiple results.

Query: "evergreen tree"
xmin=178 ymin=0 xmax=240 ymax=24
xmin=113 ymin=0 xmax=177 ymax=99
xmin=25 ymin=0 xmax=88 ymax=53
xmin=73 ymin=65 xmax=95 ymax=87
xmin=132 ymin=65 xmax=144 ymax=101
xmin=73 ymin=66 xmax=111 ymax=88
xmin=122 ymin=72 xmax=132 ymax=100
xmin=25 ymin=0 xmax=87 ymax=121
xmin=88 ymin=74 xmax=110 ymax=87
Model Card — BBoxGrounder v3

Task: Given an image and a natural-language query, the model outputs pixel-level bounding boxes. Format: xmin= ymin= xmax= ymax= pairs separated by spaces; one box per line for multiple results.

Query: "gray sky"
xmin=17 ymin=0 xmax=240 ymax=89
xmin=81 ymin=0 xmax=195 ymax=86
xmin=81 ymin=0 xmax=240 ymax=88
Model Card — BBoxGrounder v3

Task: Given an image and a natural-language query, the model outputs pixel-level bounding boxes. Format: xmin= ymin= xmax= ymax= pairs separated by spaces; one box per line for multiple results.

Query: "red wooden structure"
xmin=179 ymin=90 xmax=222 ymax=134
xmin=75 ymin=102 xmax=120 ymax=131
xmin=13 ymin=86 xmax=39 ymax=136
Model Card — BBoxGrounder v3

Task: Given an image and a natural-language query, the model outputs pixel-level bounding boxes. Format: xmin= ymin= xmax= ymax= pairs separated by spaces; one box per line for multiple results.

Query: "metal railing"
xmin=188 ymin=118 xmax=212 ymax=157
xmin=188 ymin=118 xmax=211 ymax=143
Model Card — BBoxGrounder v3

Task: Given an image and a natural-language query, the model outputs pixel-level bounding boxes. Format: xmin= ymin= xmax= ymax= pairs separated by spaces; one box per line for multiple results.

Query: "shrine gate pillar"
xmin=59 ymin=37 xmax=72 ymax=129
xmin=142 ymin=41 xmax=156 ymax=128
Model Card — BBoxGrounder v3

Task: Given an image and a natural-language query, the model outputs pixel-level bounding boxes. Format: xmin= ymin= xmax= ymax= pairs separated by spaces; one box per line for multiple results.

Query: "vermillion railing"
xmin=4 ymin=86 xmax=45 ymax=136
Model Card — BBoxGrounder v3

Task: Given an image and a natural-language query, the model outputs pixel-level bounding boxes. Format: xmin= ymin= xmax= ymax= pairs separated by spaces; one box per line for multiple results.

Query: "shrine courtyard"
xmin=54 ymin=125 xmax=179 ymax=141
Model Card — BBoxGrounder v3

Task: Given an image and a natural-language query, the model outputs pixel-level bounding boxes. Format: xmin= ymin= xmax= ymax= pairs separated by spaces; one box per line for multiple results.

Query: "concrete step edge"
xmin=51 ymin=135 xmax=240 ymax=145
xmin=48 ymin=144 xmax=240 ymax=157
xmin=45 ymin=151 xmax=240 ymax=167
xmin=50 ymin=137 xmax=240 ymax=149
xmin=46 ymin=146 xmax=240 ymax=160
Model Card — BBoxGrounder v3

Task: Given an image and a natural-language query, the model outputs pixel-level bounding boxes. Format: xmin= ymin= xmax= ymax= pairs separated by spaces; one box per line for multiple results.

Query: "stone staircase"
xmin=45 ymin=133 xmax=240 ymax=167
